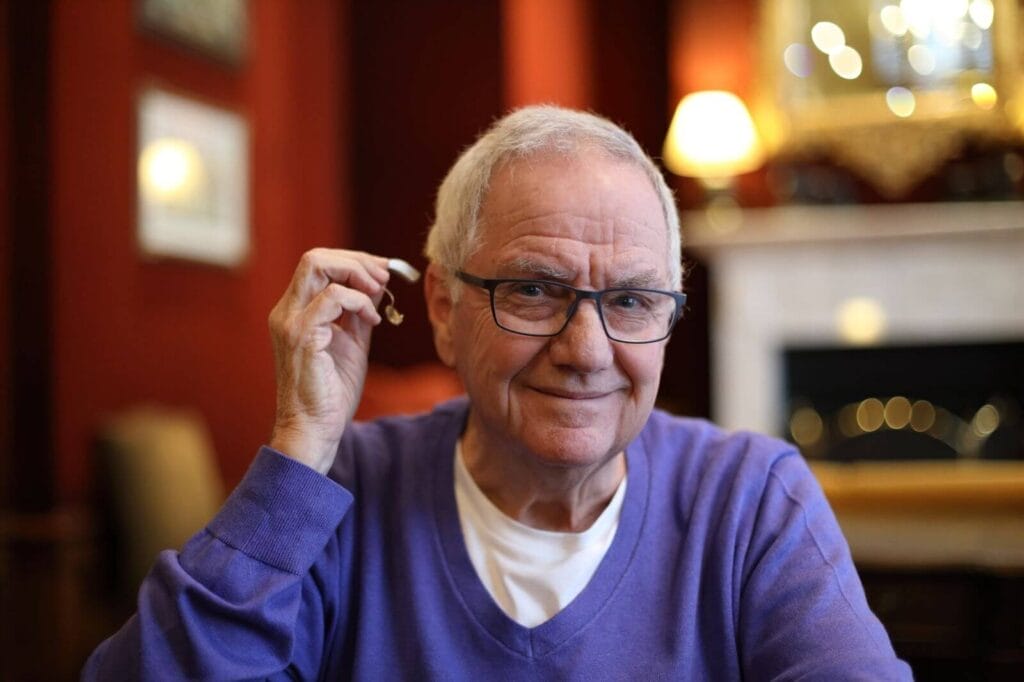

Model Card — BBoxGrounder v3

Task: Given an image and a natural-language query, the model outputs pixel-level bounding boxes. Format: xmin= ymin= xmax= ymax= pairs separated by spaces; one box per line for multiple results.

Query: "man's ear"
xmin=424 ymin=263 xmax=456 ymax=368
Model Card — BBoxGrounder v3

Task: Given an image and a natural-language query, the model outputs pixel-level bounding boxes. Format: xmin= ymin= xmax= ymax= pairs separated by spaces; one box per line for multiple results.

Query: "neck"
xmin=459 ymin=423 xmax=626 ymax=533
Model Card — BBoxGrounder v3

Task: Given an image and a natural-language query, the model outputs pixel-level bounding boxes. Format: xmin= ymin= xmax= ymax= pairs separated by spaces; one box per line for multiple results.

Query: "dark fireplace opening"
xmin=783 ymin=341 xmax=1024 ymax=461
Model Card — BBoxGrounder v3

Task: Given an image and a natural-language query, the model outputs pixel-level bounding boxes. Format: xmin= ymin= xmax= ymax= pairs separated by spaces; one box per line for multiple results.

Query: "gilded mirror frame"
xmin=756 ymin=0 xmax=1024 ymax=196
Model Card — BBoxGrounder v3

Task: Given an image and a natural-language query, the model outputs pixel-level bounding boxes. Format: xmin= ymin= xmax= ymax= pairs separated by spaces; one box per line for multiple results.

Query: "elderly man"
xmin=85 ymin=107 xmax=910 ymax=679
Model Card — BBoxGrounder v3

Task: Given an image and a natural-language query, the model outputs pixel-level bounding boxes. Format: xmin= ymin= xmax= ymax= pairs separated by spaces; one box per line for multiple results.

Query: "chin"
xmin=520 ymin=425 xmax=624 ymax=470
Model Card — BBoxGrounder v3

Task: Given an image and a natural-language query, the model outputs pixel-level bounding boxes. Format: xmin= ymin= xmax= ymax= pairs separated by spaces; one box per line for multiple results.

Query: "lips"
xmin=533 ymin=387 xmax=617 ymax=400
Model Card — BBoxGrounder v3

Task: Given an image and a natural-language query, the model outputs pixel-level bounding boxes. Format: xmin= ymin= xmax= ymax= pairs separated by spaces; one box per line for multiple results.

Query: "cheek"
xmin=458 ymin=331 xmax=549 ymax=402
xmin=451 ymin=309 xmax=521 ymax=386
xmin=620 ymin=346 xmax=666 ymax=396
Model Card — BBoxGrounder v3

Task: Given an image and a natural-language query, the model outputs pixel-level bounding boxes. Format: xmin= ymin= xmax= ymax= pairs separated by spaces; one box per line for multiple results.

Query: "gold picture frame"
xmin=138 ymin=0 xmax=248 ymax=66
xmin=755 ymin=0 xmax=1024 ymax=196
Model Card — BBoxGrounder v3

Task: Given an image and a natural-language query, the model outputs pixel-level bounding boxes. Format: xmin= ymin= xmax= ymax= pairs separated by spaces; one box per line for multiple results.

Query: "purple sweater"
xmin=84 ymin=398 xmax=911 ymax=680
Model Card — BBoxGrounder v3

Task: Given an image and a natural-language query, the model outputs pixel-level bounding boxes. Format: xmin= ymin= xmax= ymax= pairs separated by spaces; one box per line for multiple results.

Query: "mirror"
xmin=756 ymin=0 xmax=1023 ymax=196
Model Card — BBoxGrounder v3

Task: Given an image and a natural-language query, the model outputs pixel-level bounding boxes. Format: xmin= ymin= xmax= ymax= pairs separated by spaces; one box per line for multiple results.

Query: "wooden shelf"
xmin=811 ymin=461 xmax=1024 ymax=571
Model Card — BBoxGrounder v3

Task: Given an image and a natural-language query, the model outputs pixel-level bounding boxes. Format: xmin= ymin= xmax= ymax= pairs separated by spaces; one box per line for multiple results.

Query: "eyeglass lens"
xmin=491 ymin=281 xmax=677 ymax=343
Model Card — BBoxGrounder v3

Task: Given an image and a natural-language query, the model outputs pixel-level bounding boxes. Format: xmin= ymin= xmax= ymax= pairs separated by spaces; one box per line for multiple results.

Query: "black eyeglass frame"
xmin=455 ymin=270 xmax=687 ymax=344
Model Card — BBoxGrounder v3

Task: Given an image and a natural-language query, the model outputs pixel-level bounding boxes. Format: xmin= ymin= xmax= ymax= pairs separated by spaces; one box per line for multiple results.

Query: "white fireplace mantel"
xmin=683 ymin=202 xmax=1024 ymax=436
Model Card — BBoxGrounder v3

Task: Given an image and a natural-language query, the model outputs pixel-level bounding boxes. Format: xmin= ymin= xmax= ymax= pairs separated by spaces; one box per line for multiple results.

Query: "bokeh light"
xmin=971 ymin=82 xmax=998 ymax=109
xmin=811 ymin=22 xmax=846 ymax=54
xmin=886 ymin=87 xmax=916 ymax=117
xmin=829 ymin=46 xmax=863 ymax=79
xmin=784 ymin=43 xmax=814 ymax=78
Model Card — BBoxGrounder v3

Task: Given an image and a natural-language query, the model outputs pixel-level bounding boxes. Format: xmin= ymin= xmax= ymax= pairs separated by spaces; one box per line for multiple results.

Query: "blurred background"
xmin=1 ymin=0 xmax=1022 ymax=679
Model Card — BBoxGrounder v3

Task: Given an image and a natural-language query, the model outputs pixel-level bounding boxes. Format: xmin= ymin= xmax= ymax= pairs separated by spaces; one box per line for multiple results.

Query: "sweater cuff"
xmin=207 ymin=446 xmax=353 ymax=575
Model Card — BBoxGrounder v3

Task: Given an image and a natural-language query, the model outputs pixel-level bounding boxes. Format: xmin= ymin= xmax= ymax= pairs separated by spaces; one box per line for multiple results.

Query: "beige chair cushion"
xmin=96 ymin=406 xmax=224 ymax=592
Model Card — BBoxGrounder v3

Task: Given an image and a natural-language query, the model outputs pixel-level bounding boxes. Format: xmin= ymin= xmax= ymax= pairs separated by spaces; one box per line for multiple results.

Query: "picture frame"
xmin=138 ymin=0 xmax=248 ymax=65
xmin=136 ymin=87 xmax=250 ymax=267
xmin=755 ymin=0 xmax=1023 ymax=196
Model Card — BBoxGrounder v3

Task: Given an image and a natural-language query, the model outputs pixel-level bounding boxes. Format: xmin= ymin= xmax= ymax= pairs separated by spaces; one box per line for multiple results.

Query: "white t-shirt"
xmin=453 ymin=443 xmax=627 ymax=628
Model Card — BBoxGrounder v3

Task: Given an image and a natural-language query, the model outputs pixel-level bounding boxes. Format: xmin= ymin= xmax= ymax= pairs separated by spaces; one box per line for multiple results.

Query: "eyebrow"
xmin=495 ymin=259 xmax=665 ymax=290
xmin=495 ymin=258 xmax=572 ymax=281
xmin=609 ymin=270 xmax=662 ymax=289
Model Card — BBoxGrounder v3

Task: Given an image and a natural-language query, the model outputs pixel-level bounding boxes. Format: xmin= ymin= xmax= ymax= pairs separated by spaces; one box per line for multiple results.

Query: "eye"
xmin=513 ymin=283 xmax=545 ymax=297
xmin=608 ymin=292 xmax=650 ymax=310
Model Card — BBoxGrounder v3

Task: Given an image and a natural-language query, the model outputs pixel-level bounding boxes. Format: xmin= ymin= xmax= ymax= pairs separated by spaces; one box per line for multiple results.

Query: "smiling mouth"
xmin=533 ymin=387 xmax=615 ymax=400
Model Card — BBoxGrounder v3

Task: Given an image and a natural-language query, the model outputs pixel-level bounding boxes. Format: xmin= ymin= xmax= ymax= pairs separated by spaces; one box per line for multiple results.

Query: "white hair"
xmin=423 ymin=105 xmax=683 ymax=290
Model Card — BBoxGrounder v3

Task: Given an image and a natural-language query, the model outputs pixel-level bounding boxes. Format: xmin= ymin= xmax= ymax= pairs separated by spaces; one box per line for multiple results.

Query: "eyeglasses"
xmin=456 ymin=271 xmax=686 ymax=344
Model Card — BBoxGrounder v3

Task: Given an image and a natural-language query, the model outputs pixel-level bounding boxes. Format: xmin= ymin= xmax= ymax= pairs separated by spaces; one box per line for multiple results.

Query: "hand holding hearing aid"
xmin=267 ymin=249 xmax=420 ymax=473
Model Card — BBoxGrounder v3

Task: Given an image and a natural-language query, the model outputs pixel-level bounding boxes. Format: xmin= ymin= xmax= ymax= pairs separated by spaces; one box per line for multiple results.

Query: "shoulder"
xmin=637 ymin=409 xmax=812 ymax=516
xmin=328 ymin=396 xmax=468 ymax=489
xmin=345 ymin=396 xmax=467 ymax=451
xmin=640 ymin=409 xmax=801 ymax=479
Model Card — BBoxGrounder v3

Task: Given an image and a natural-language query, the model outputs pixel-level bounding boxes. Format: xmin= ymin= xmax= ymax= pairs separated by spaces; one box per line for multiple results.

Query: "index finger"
xmin=287 ymin=249 xmax=390 ymax=307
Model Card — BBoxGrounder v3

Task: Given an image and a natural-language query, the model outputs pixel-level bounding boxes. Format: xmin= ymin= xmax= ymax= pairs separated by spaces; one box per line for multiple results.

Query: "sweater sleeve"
xmin=82 ymin=446 xmax=353 ymax=681
xmin=738 ymin=452 xmax=913 ymax=681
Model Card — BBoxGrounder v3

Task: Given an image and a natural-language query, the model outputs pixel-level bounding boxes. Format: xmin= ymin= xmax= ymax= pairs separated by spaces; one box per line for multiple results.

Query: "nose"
xmin=547 ymin=299 xmax=614 ymax=373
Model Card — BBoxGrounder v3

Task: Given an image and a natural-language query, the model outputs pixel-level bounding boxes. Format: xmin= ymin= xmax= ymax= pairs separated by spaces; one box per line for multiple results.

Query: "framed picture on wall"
xmin=138 ymin=0 xmax=248 ymax=65
xmin=136 ymin=87 xmax=249 ymax=267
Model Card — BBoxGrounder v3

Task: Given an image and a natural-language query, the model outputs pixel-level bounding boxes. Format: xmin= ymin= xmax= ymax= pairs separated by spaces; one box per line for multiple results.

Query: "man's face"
xmin=431 ymin=148 xmax=673 ymax=469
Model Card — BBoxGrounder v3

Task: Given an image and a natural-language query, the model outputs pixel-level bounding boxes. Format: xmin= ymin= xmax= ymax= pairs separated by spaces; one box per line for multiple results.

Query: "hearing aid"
xmin=382 ymin=258 xmax=422 ymax=325
xmin=387 ymin=258 xmax=421 ymax=284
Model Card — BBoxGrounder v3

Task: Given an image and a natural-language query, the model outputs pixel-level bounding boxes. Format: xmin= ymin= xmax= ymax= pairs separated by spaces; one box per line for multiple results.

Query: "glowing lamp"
xmin=139 ymin=138 xmax=207 ymax=207
xmin=663 ymin=91 xmax=765 ymax=188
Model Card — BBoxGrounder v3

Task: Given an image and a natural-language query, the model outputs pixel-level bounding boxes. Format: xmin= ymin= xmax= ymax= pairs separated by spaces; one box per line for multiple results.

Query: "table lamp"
xmin=662 ymin=90 xmax=765 ymax=191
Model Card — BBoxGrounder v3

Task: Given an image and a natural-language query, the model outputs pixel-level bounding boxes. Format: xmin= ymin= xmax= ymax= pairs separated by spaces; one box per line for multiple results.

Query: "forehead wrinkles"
xmin=476 ymin=216 xmax=668 ymax=284
xmin=487 ymin=211 xmax=658 ymax=247
xmin=473 ymin=151 xmax=669 ymax=272
xmin=491 ymin=236 xmax=666 ymax=287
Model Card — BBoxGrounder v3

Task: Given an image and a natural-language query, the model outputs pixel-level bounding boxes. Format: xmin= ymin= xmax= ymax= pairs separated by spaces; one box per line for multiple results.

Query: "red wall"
xmin=502 ymin=0 xmax=594 ymax=109
xmin=51 ymin=0 xmax=349 ymax=502
xmin=669 ymin=0 xmax=757 ymax=102
xmin=347 ymin=0 xmax=505 ymax=369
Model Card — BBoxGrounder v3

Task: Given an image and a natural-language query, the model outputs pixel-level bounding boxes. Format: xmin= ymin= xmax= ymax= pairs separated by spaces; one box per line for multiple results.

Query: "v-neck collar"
xmin=430 ymin=398 xmax=651 ymax=659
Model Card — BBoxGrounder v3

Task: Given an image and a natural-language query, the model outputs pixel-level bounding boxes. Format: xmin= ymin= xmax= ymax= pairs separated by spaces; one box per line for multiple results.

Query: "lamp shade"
xmin=663 ymin=91 xmax=765 ymax=180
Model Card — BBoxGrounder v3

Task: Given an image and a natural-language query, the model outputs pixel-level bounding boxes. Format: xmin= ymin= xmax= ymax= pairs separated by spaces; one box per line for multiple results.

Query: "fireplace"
xmin=685 ymin=201 xmax=1024 ymax=461
xmin=783 ymin=341 xmax=1023 ymax=461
